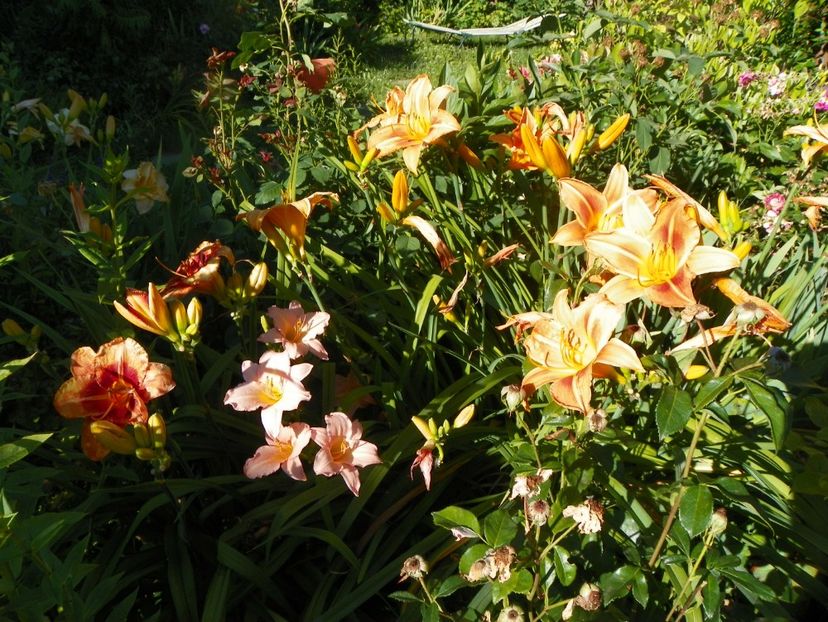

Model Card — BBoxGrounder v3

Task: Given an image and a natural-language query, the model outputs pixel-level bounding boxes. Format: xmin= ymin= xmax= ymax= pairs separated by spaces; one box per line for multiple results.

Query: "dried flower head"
xmin=563 ymin=499 xmax=605 ymax=534
xmin=400 ymin=555 xmax=428 ymax=580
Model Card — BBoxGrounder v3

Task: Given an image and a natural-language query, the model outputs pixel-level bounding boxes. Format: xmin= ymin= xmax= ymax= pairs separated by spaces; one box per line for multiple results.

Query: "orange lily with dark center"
xmin=53 ymin=337 xmax=175 ymax=460
xmin=552 ymin=163 xmax=659 ymax=248
xmin=520 ymin=290 xmax=643 ymax=413
xmin=240 ymin=192 xmax=338 ymax=259
xmin=669 ymin=278 xmax=791 ymax=353
xmin=365 ymin=74 xmax=461 ymax=173
xmin=585 ymin=198 xmax=740 ymax=308
xmin=161 ymin=240 xmax=234 ymax=299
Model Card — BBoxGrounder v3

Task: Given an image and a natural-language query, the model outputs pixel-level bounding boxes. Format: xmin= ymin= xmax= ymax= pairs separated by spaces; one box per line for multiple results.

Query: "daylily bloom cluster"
xmin=409 ymin=404 xmax=474 ymax=490
xmin=223 ymin=301 xmax=381 ymax=495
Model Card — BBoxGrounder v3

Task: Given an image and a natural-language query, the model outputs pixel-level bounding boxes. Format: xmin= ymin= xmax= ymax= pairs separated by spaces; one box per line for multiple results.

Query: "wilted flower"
xmin=161 ymin=240 xmax=235 ymax=299
xmin=796 ymin=195 xmax=828 ymax=230
xmin=311 ymin=412 xmax=382 ymax=496
xmin=527 ymin=499 xmax=550 ymax=527
xmin=46 ymin=109 xmax=91 ymax=146
xmin=243 ymin=422 xmax=312 ymax=481
xmin=223 ymin=350 xmax=312 ymax=435
xmin=259 ymin=301 xmax=330 ymax=360
xmin=501 ymin=383 xmax=526 ymax=412
xmin=562 ymin=583 xmax=602 ymax=620
xmin=764 ymin=192 xmax=786 ymax=212
xmin=497 ymin=605 xmax=525 ymax=622
xmin=587 ymin=408 xmax=608 ymax=432
xmin=510 ymin=468 xmax=553 ymax=500
xmin=53 ymin=338 xmax=175 ymax=460
xmin=121 ymin=162 xmax=169 ymax=214
xmin=562 ymin=499 xmax=605 ymax=534
xmin=399 ymin=555 xmax=428 ymax=580
xmin=410 ymin=444 xmax=435 ymax=490
xmin=709 ymin=508 xmax=728 ymax=536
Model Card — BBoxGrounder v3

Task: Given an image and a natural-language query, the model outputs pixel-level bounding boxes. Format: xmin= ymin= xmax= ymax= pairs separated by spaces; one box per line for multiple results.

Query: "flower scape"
xmin=4 ymin=3 xmax=827 ymax=621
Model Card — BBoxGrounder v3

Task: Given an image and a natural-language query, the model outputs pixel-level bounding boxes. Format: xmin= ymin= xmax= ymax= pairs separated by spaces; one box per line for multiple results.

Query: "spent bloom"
xmin=223 ymin=350 xmax=312 ymax=435
xmin=160 ymin=240 xmax=235 ymax=299
xmin=121 ymin=161 xmax=169 ymax=214
xmin=259 ymin=301 xmax=331 ymax=360
xmin=53 ymin=337 xmax=175 ymax=460
xmin=562 ymin=499 xmax=605 ymax=534
xmin=243 ymin=422 xmax=312 ymax=481
xmin=46 ymin=108 xmax=91 ymax=146
xmin=311 ymin=412 xmax=382 ymax=496
xmin=399 ymin=555 xmax=428 ymax=581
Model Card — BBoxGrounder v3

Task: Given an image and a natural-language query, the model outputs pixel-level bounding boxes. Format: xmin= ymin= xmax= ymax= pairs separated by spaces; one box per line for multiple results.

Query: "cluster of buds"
xmin=410 ymin=404 xmax=475 ymax=490
xmin=221 ymin=261 xmax=269 ymax=311
xmin=2 ymin=319 xmax=41 ymax=352
xmin=90 ymin=413 xmax=172 ymax=475
xmin=344 ymin=135 xmax=378 ymax=174
xmin=114 ymin=284 xmax=203 ymax=352
xmin=716 ymin=190 xmax=750 ymax=244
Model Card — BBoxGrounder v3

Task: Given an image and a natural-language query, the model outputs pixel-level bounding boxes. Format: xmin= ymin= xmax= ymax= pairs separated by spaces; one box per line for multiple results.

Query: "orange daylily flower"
xmin=53 ymin=337 xmax=175 ymax=460
xmin=519 ymin=290 xmax=643 ymax=413
xmin=784 ymin=119 xmax=828 ymax=166
xmin=114 ymin=284 xmax=177 ymax=339
xmin=669 ymin=278 xmax=791 ymax=353
xmin=645 ymin=175 xmax=728 ymax=240
xmin=552 ymin=163 xmax=659 ymax=248
xmin=491 ymin=104 xmax=571 ymax=176
xmin=795 ymin=195 xmax=828 ymax=230
xmin=585 ymin=198 xmax=740 ymax=308
xmin=160 ymin=240 xmax=235 ymax=299
xmin=239 ymin=192 xmax=338 ymax=259
xmin=363 ymin=75 xmax=461 ymax=173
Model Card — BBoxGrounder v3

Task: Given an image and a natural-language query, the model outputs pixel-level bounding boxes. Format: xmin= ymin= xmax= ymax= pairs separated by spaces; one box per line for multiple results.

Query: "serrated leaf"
xmin=388 ymin=591 xmax=422 ymax=603
xmin=255 ymin=181 xmax=284 ymax=205
xmin=434 ymin=575 xmax=466 ymax=598
xmin=600 ymin=565 xmax=640 ymax=604
xmin=433 ymin=506 xmax=481 ymax=537
xmin=553 ymin=546 xmax=577 ymax=586
xmin=483 ymin=510 xmax=517 ymax=547
xmin=657 ymin=386 xmax=693 ymax=438
xmin=679 ymin=486 xmax=713 ymax=537
xmin=694 ymin=376 xmax=732 ymax=411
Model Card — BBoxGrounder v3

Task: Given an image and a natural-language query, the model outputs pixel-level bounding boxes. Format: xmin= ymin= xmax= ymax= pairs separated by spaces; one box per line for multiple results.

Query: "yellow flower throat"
xmin=640 ymin=243 xmax=677 ymax=286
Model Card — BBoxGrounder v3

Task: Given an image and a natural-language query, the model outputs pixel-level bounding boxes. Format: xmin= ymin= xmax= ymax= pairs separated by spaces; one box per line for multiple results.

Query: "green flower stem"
xmin=666 ymin=529 xmax=716 ymax=621
xmin=417 ymin=576 xmax=443 ymax=612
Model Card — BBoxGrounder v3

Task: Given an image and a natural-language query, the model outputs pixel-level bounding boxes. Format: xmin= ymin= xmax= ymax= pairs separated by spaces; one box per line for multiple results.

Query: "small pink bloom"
xmin=410 ymin=445 xmax=434 ymax=490
xmin=311 ymin=412 xmax=381 ymax=496
xmin=259 ymin=300 xmax=330 ymax=360
xmin=764 ymin=192 xmax=786 ymax=213
xmin=244 ymin=422 xmax=311 ymax=480
xmin=519 ymin=66 xmax=531 ymax=80
xmin=767 ymin=73 xmax=787 ymax=97
xmin=737 ymin=70 xmax=757 ymax=88
xmin=224 ymin=350 xmax=312 ymax=435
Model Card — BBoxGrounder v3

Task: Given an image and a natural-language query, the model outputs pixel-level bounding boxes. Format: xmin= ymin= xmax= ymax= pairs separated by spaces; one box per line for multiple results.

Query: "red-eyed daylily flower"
xmin=669 ymin=278 xmax=791 ymax=354
xmin=363 ymin=74 xmax=461 ymax=173
xmin=121 ymin=162 xmax=169 ymax=214
xmin=259 ymin=301 xmax=331 ymax=360
xmin=585 ymin=199 xmax=740 ymax=307
xmin=243 ymin=422 xmax=312 ymax=481
xmin=239 ymin=192 xmax=338 ymax=259
xmin=53 ymin=337 xmax=175 ymax=460
xmin=552 ymin=163 xmax=659 ymax=248
xmin=296 ymin=58 xmax=335 ymax=93
xmin=224 ymin=350 xmax=312 ymax=436
xmin=161 ymin=240 xmax=235 ymax=299
xmin=784 ymin=118 xmax=828 ymax=166
xmin=519 ymin=290 xmax=643 ymax=413
xmin=644 ymin=175 xmax=727 ymax=240
xmin=114 ymin=284 xmax=177 ymax=339
xmin=311 ymin=412 xmax=382 ymax=496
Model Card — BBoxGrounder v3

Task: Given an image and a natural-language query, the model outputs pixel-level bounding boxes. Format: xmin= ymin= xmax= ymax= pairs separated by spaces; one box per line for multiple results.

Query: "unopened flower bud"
xmin=246 ymin=261 xmax=268 ymax=296
xmin=133 ymin=422 xmax=152 ymax=448
xmin=105 ymin=115 xmax=116 ymax=141
xmin=684 ymin=365 xmax=709 ymax=380
xmin=453 ymin=404 xmax=475 ymax=429
xmin=170 ymin=299 xmax=188 ymax=334
xmin=2 ymin=319 xmax=24 ymax=337
xmin=89 ymin=421 xmax=136 ymax=455
xmin=360 ymin=147 xmax=379 ymax=171
xmin=148 ymin=413 xmax=167 ymax=449
xmin=135 ymin=447 xmax=156 ymax=461
xmin=597 ymin=113 xmax=630 ymax=150
xmin=399 ymin=555 xmax=428 ymax=580
xmin=187 ymin=297 xmax=202 ymax=327
xmin=732 ymin=241 xmax=752 ymax=260
xmin=411 ymin=416 xmax=436 ymax=442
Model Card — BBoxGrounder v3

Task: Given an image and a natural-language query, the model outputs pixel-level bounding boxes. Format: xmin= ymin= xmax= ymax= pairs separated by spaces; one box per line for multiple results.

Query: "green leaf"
xmin=649 ymin=146 xmax=671 ymax=173
xmin=201 ymin=568 xmax=231 ymax=622
xmin=718 ymin=568 xmax=775 ymax=601
xmin=741 ymin=377 xmax=790 ymax=449
xmin=703 ymin=578 xmax=721 ymax=618
xmin=420 ymin=602 xmax=440 ymax=622
xmin=582 ymin=16 xmax=603 ymax=39
xmin=0 ymin=432 xmax=51 ymax=468
xmin=694 ymin=376 xmax=732 ymax=411
xmin=600 ymin=565 xmax=640 ymax=604
xmin=656 ymin=386 xmax=693 ymax=438
xmin=388 ymin=591 xmax=422 ymax=603
xmin=255 ymin=181 xmax=283 ymax=205
xmin=433 ymin=506 xmax=481 ymax=537
xmin=553 ymin=546 xmax=577 ymax=586
xmin=491 ymin=568 xmax=532 ymax=603
xmin=632 ymin=570 xmax=649 ymax=607
xmin=635 ymin=120 xmax=653 ymax=152
xmin=483 ymin=510 xmax=517 ymax=547
xmin=434 ymin=575 xmax=467 ymax=598
xmin=679 ymin=486 xmax=713 ymax=537
xmin=459 ymin=543 xmax=490 ymax=575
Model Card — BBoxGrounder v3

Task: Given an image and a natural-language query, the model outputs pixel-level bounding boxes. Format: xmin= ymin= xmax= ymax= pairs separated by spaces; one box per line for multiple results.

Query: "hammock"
xmin=403 ymin=15 xmax=546 ymax=39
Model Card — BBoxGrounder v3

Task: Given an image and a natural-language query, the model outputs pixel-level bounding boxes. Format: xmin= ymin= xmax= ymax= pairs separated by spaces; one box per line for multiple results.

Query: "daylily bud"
xmin=148 ymin=413 xmax=167 ymax=449
xmin=246 ymin=261 xmax=268 ymax=297
xmin=344 ymin=161 xmax=360 ymax=172
xmin=135 ymin=447 xmax=156 ymax=461
xmin=428 ymin=417 xmax=439 ymax=438
xmin=567 ymin=127 xmax=588 ymax=165
xmin=0 ymin=143 xmax=11 ymax=160
xmin=114 ymin=284 xmax=177 ymax=339
xmin=170 ymin=299 xmax=188 ymax=334
xmin=684 ymin=364 xmax=709 ymax=380
xmin=18 ymin=126 xmax=44 ymax=144
xmin=732 ymin=241 xmax=751 ymax=260
xmin=541 ymin=137 xmax=571 ymax=177
xmin=37 ymin=102 xmax=54 ymax=121
xmin=133 ymin=422 xmax=152 ymax=448
xmin=377 ymin=202 xmax=396 ymax=224
xmin=392 ymin=169 xmax=408 ymax=215
xmin=360 ymin=147 xmax=379 ymax=171
xmin=67 ymin=89 xmax=86 ymax=120
xmin=187 ymin=297 xmax=202 ymax=327
xmin=105 ymin=115 xmax=116 ymax=141
xmin=597 ymin=113 xmax=630 ymax=149
xmin=98 ymin=93 xmax=108 ymax=109
xmin=89 ymin=420 xmax=136 ymax=455
xmin=347 ymin=135 xmax=363 ymax=163
xmin=2 ymin=319 xmax=24 ymax=337
xmin=457 ymin=142 xmax=482 ymax=168
xmin=30 ymin=325 xmax=41 ymax=340
xmin=520 ymin=125 xmax=547 ymax=170
xmin=453 ymin=404 xmax=475 ymax=429
xmin=411 ymin=416 xmax=435 ymax=441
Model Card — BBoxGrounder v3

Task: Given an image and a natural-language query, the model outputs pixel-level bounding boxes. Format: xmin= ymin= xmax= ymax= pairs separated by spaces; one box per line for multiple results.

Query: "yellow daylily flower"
xmin=362 ymin=75 xmax=461 ymax=173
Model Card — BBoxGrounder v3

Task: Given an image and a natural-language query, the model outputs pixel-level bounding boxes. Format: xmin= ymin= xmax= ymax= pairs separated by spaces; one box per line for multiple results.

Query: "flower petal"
xmin=595 ymin=338 xmax=643 ymax=372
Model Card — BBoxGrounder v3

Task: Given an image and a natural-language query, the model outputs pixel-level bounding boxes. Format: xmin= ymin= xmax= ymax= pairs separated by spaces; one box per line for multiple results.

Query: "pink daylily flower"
xmin=311 ymin=412 xmax=382 ymax=496
xmin=243 ymin=422 xmax=312 ymax=481
xmin=259 ymin=301 xmax=331 ymax=360
xmin=224 ymin=350 xmax=312 ymax=435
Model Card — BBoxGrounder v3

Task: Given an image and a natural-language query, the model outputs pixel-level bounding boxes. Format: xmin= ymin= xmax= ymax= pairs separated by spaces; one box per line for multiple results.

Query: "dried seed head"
xmin=399 ymin=555 xmax=428 ymax=580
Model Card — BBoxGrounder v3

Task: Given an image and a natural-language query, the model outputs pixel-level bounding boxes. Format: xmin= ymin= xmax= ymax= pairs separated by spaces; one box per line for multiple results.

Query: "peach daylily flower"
xmin=259 ymin=301 xmax=331 ymax=360
xmin=669 ymin=278 xmax=791 ymax=354
xmin=161 ymin=240 xmax=235 ymax=299
xmin=121 ymin=161 xmax=169 ymax=214
xmin=552 ymin=163 xmax=659 ymax=248
xmin=311 ymin=412 xmax=382 ymax=496
xmin=53 ymin=337 xmax=175 ymax=460
xmin=239 ymin=192 xmax=338 ymax=259
xmin=784 ymin=120 xmax=828 ymax=166
xmin=520 ymin=290 xmax=643 ymax=413
xmin=364 ymin=74 xmax=461 ymax=173
xmin=223 ymin=350 xmax=312 ymax=436
xmin=585 ymin=199 xmax=740 ymax=308
xmin=795 ymin=195 xmax=828 ymax=230
xmin=644 ymin=175 xmax=728 ymax=240
xmin=243 ymin=422 xmax=312 ymax=481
